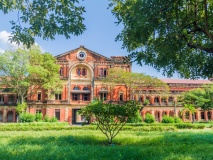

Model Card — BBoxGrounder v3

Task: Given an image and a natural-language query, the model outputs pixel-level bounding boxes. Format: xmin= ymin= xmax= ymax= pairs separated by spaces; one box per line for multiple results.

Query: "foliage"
xmin=35 ymin=113 xmax=43 ymax=122
xmin=43 ymin=115 xmax=50 ymax=122
xmin=144 ymin=113 xmax=155 ymax=123
xmin=112 ymin=0 xmax=213 ymax=79
xmin=49 ymin=117 xmax=58 ymax=122
xmin=0 ymin=46 xmax=63 ymax=104
xmin=175 ymin=123 xmax=205 ymax=129
xmin=16 ymin=102 xmax=27 ymax=114
xmin=161 ymin=115 xmax=175 ymax=123
xmin=104 ymin=68 xmax=169 ymax=102
xmin=80 ymin=100 xmax=141 ymax=144
xmin=19 ymin=113 xmax=35 ymax=122
xmin=174 ymin=116 xmax=183 ymax=123
xmin=127 ymin=111 xmax=142 ymax=123
xmin=0 ymin=0 xmax=85 ymax=47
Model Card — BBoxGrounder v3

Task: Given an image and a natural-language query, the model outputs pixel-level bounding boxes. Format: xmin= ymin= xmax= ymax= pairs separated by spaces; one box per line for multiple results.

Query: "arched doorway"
xmin=7 ymin=111 xmax=13 ymax=122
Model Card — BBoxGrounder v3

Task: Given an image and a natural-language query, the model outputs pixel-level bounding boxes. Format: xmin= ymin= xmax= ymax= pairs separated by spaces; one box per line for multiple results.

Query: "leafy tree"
xmin=0 ymin=46 xmax=63 ymax=104
xmin=180 ymin=87 xmax=211 ymax=122
xmin=0 ymin=0 xmax=85 ymax=47
xmin=104 ymin=68 xmax=169 ymax=105
xmin=80 ymin=100 xmax=140 ymax=144
xmin=111 ymin=0 xmax=213 ymax=79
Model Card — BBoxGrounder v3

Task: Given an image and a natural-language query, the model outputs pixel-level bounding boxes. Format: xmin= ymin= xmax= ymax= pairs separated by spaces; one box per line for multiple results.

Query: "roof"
xmin=160 ymin=79 xmax=213 ymax=84
xmin=55 ymin=45 xmax=112 ymax=61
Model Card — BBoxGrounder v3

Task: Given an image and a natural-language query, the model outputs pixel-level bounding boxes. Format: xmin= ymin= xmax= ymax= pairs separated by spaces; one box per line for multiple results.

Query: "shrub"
xmin=49 ymin=117 xmax=58 ymax=122
xmin=174 ymin=116 xmax=183 ymax=123
xmin=144 ymin=113 xmax=155 ymax=123
xmin=175 ymin=123 xmax=205 ymax=129
xmin=20 ymin=113 xmax=35 ymax=122
xmin=43 ymin=115 xmax=50 ymax=122
xmin=127 ymin=111 xmax=142 ymax=123
xmin=35 ymin=113 xmax=43 ymax=122
xmin=162 ymin=115 xmax=175 ymax=123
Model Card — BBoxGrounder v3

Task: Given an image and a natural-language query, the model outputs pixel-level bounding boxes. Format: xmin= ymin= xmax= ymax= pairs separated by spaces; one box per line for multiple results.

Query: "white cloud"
xmin=0 ymin=30 xmax=45 ymax=53
xmin=0 ymin=30 xmax=19 ymax=52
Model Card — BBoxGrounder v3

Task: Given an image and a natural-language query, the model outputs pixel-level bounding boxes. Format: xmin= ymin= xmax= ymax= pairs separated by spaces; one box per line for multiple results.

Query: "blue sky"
xmin=0 ymin=0 xmax=180 ymax=78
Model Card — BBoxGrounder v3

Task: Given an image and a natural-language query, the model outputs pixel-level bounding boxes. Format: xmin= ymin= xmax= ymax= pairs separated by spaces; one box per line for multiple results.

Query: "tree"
xmin=103 ymin=68 xmax=169 ymax=105
xmin=0 ymin=0 xmax=85 ymax=47
xmin=111 ymin=0 xmax=213 ymax=79
xmin=0 ymin=46 xmax=62 ymax=104
xmin=80 ymin=100 xmax=140 ymax=144
xmin=180 ymin=88 xmax=209 ymax=122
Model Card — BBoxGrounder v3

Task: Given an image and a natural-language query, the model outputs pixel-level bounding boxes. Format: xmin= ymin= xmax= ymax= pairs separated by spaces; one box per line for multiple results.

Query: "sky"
xmin=0 ymin=0 xmax=180 ymax=79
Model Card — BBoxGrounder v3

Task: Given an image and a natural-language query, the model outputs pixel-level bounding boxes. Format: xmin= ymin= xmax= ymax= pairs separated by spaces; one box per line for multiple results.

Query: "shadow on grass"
xmin=0 ymin=131 xmax=212 ymax=160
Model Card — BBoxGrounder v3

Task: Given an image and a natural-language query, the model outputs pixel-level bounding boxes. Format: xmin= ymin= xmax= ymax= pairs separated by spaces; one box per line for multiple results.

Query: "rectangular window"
xmin=99 ymin=68 xmax=107 ymax=77
xmin=100 ymin=93 xmax=107 ymax=101
xmin=119 ymin=93 xmax=124 ymax=101
xmin=82 ymin=94 xmax=90 ymax=101
xmin=37 ymin=92 xmax=41 ymax=101
xmin=36 ymin=109 xmax=42 ymax=113
xmin=60 ymin=67 xmax=64 ymax=76
xmin=72 ymin=94 xmax=80 ymax=101
xmin=55 ymin=109 xmax=60 ymax=120
xmin=55 ymin=93 xmax=62 ymax=100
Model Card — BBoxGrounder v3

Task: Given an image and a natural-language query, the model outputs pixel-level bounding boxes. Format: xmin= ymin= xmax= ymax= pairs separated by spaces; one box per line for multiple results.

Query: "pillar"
xmin=204 ymin=110 xmax=208 ymax=121
xmin=210 ymin=110 xmax=213 ymax=121
xmin=159 ymin=111 xmax=162 ymax=122
xmin=166 ymin=110 xmax=169 ymax=116
xmin=141 ymin=110 xmax=146 ymax=121
xmin=12 ymin=109 xmax=16 ymax=122
xmin=189 ymin=112 xmax=192 ymax=122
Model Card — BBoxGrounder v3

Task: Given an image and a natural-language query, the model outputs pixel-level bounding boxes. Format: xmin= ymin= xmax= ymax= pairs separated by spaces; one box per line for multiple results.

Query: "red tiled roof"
xmin=160 ymin=79 xmax=213 ymax=84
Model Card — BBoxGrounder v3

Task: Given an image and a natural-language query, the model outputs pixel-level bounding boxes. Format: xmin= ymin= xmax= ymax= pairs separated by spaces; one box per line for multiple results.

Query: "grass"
xmin=0 ymin=129 xmax=212 ymax=160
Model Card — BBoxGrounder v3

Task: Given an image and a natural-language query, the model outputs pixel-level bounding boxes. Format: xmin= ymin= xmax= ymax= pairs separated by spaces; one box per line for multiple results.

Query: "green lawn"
xmin=0 ymin=129 xmax=212 ymax=160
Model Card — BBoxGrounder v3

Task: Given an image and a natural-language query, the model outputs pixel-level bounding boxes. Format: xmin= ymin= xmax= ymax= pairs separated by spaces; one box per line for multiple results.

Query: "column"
xmin=189 ymin=112 xmax=192 ymax=122
xmin=12 ymin=109 xmax=16 ymax=122
xmin=141 ymin=110 xmax=146 ymax=121
xmin=159 ymin=111 xmax=162 ymax=122
xmin=3 ymin=108 xmax=7 ymax=122
xmin=210 ymin=110 xmax=213 ymax=121
xmin=151 ymin=110 xmax=155 ymax=118
xmin=166 ymin=110 xmax=169 ymax=116
xmin=204 ymin=111 xmax=208 ymax=121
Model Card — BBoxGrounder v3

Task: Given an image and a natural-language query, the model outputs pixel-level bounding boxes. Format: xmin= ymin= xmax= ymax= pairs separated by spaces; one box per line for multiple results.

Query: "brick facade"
xmin=1 ymin=46 xmax=213 ymax=123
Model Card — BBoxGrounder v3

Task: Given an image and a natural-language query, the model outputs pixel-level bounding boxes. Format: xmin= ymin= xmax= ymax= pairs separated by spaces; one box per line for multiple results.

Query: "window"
xmin=77 ymin=68 xmax=81 ymax=76
xmin=76 ymin=68 xmax=87 ymax=76
xmin=168 ymin=97 xmax=173 ymax=103
xmin=73 ymin=86 xmax=80 ymax=90
xmin=55 ymin=109 xmax=60 ymax=120
xmin=59 ymin=67 xmax=64 ymax=76
xmin=36 ymin=109 xmax=42 ymax=113
xmin=100 ymin=93 xmax=107 ymax=101
xmin=99 ymin=68 xmax=107 ymax=77
xmin=119 ymin=93 xmax=124 ymax=101
xmin=83 ymin=87 xmax=89 ymax=90
xmin=82 ymin=68 xmax=87 ymax=76
xmin=72 ymin=94 xmax=80 ymax=101
xmin=154 ymin=97 xmax=159 ymax=103
xmin=55 ymin=93 xmax=62 ymax=100
xmin=82 ymin=94 xmax=90 ymax=101
xmin=0 ymin=96 xmax=4 ymax=103
xmin=37 ymin=92 xmax=41 ymax=101
xmin=8 ymin=95 xmax=14 ymax=103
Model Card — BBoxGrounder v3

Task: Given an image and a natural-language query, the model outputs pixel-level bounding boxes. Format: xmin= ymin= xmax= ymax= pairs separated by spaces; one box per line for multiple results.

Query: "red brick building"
xmin=0 ymin=46 xmax=212 ymax=123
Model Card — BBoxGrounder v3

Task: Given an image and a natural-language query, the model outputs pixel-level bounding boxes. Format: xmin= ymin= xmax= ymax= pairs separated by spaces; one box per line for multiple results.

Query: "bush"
xmin=49 ymin=117 xmax=58 ymax=122
xmin=174 ymin=116 xmax=183 ymax=123
xmin=175 ymin=123 xmax=205 ymax=129
xmin=43 ymin=115 xmax=50 ymax=122
xmin=20 ymin=113 xmax=35 ymax=122
xmin=144 ymin=113 xmax=155 ymax=123
xmin=127 ymin=111 xmax=142 ymax=123
xmin=35 ymin=113 xmax=43 ymax=122
xmin=162 ymin=115 xmax=175 ymax=123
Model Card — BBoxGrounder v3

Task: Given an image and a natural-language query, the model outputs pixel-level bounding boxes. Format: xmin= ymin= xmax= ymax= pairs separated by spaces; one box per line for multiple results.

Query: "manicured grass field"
xmin=0 ymin=129 xmax=212 ymax=160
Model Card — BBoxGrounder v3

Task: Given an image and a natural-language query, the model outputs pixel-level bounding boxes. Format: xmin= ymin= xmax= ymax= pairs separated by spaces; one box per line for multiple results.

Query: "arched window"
xmin=83 ymin=87 xmax=89 ymax=90
xmin=82 ymin=68 xmax=87 ymax=76
xmin=73 ymin=86 xmax=80 ymax=90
